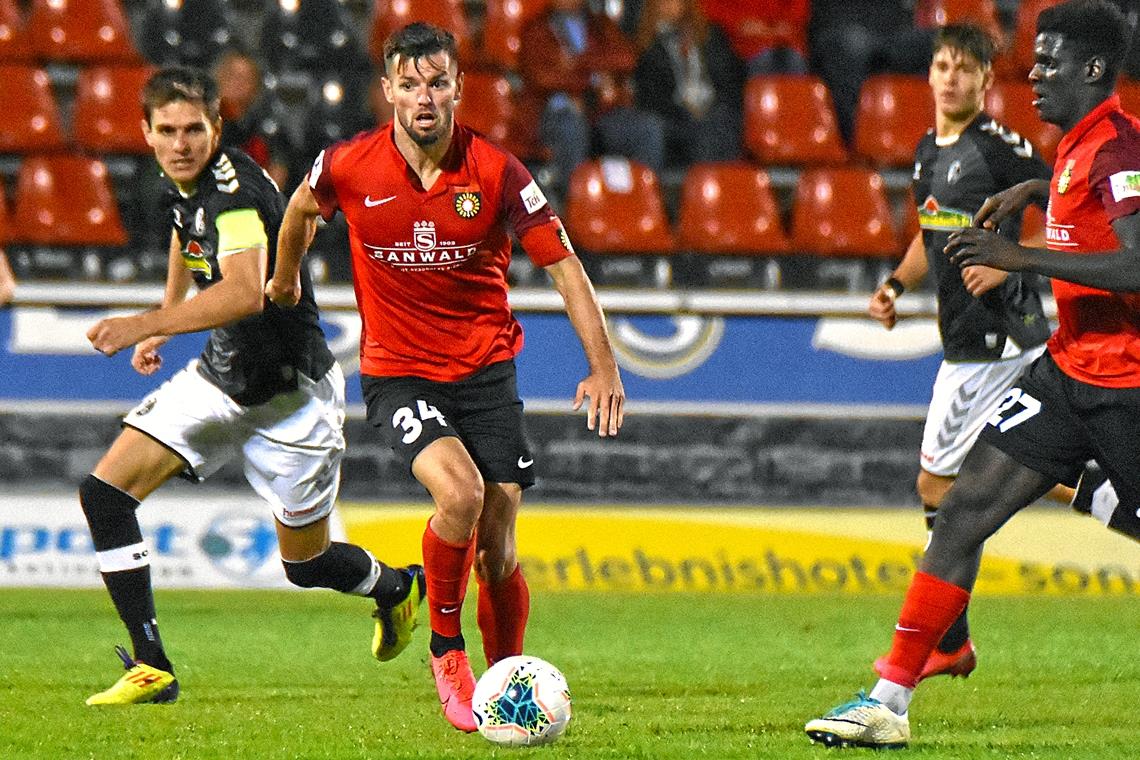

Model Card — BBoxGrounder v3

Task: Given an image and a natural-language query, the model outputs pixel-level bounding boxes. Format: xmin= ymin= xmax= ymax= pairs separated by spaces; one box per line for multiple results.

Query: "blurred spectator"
xmin=520 ymin=0 xmax=666 ymax=192
xmin=0 ymin=249 xmax=14 ymax=305
xmin=633 ymin=0 xmax=744 ymax=167
xmin=700 ymin=0 xmax=810 ymax=74
xmin=809 ymin=0 xmax=934 ymax=143
xmin=214 ymin=49 xmax=295 ymax=191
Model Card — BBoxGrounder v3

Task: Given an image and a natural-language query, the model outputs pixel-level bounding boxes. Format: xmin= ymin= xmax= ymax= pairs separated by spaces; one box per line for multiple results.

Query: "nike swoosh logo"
xmin=895 ymin=625 xmax=920 ymax=632
xmin=517 ymin=456 xmax=534 ymax=468
xmin=364 ymin=194 xmax=397 ymax=207
xmin=440 ymin=606 xmax=459 ymax=614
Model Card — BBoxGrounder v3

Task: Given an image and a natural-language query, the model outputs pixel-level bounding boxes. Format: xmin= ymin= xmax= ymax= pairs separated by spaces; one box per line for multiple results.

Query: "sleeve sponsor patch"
xmin=1109 ymin=170 xmax=1140 ymax=201
xmin=519 ymin=180 xmax=547 ymax=214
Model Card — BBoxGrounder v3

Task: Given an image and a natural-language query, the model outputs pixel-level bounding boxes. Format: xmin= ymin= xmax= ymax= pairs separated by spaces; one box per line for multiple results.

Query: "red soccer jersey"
xmin=1045 ymin=94 xmax=1140 ymax=387
xmin=309 ymin=123 xmax=573 ymax=381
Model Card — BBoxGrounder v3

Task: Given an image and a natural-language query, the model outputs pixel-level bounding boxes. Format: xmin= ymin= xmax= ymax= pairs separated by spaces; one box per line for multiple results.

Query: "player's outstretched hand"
xmin=973 ymin=179 xmax=1046 ymax=230
xmin=573 ymin=368 xmax=625 ymax=437
xmin=946 ymin=227 xmax=1031 ymax=273
xmin=87 ymin=314 xmax=150 ymax=357
xmin=131 ymin=336 xmax=168 ymax=375
xmin=265 ymin=275 xmax=301 ymax=307
xmin=867 ymin=284 xmax=898 ymax=330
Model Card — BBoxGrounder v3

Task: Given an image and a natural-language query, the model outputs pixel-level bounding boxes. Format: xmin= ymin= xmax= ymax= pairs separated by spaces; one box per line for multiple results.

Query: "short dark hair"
xmin=141 ymin=66 xmax=220 ymax=124
xmin=1037 ymin=0 xmax=1130 ymax=83
xmin=382 ymin=22 xmax=459 ymax=73
xmin=933 ymin=23 xmax=997 ymax=67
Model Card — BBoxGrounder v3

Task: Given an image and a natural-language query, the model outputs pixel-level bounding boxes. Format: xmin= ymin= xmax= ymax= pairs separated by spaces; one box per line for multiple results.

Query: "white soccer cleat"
xmin=805 ymin=691 xmax=910 ymax=749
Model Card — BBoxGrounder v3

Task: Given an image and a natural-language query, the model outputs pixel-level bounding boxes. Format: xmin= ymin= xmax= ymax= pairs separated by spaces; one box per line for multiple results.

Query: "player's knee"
xmin=433 ymin=477 xmax=484 ymax=525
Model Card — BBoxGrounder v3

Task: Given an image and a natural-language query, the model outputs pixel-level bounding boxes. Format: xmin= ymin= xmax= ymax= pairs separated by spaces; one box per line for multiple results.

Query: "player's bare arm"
xmin=0 ymin=248 xmax=15 ymax=306
xmin=130 ymin=231 xmax=193 ymax=374
xmin=543 ymin=255 xmax=625 ymax=437
xmin=948 ymin=212 xmax=1140 ymax=290
xmin=88 ymin=242 xmax=268 ymax=356
xmin=266 ymin=176 xmax=321 ymax=308
xmin=870 ymin=233 xmax=928 ymax=330
xmin=972 ymin=178 xmax=1050 ymax=230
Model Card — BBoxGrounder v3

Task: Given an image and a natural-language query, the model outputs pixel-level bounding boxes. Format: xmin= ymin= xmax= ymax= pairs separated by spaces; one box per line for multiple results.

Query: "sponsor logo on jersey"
xmin=917 ymin=195 xmax=971 ymax=230
xmin=181 ymin=239 xmax=214 ymax=279
xmin=1057 ymin=159 xmax=1075 ymax=194
xmin=413 ymin=220 xmax=437 ymax=251
xmin=1109 ymin=169 xmax=1140 ymax=201
xmin=364 ymin=194 xmax=397 ymax=208
xmin=454 ymin=191 xmax=481 ymax=218
xmin=364 ymin=221 xmax=483 ymax=270
xmin=520 ymin=180 xmax=547 ymax=214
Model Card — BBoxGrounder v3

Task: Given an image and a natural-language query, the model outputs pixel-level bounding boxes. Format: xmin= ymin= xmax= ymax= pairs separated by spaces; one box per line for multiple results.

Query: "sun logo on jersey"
xmin=1057 ymin=159 xmax=1075 ymax=194
xmin=181 ymin=239 xmax=214 ymax=279
xmin=454 ymin=192 xmax=481 ymax=219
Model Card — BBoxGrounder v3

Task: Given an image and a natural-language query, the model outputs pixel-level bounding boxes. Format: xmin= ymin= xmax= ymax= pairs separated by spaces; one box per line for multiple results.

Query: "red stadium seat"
xmin=26 ymin=0 xmax=138 ymax=63
xmin=677 ymin=162 xmax=789 ymax=254
xmin=0 ymin=0 xmax=33 ymax=63
xmin=853 ymin=74 xmax=934 ymax=167
xmin=10 ymin=154 xmax=128 ymax=246
xmin=480 ymin=0 xmax=549 ymax=71
xmin=743 ymin=75 xmax=847 ymax=165
xmin=456 ymin=71 xmax=514 ymax=147
xmin=0 ymin=65 xmax=65 ymax=153
xmin=73 ymin=65 xmax=155 ymax=154
xmin=369 ymin=0 xmax=473 ymax=67
xmin=791 ymin=167 xmax=899 ymax=257
xmin=984 ymin=80 xmax=1061 ymax=164
xmin=564 ymin=158 xmax=674 ymax=254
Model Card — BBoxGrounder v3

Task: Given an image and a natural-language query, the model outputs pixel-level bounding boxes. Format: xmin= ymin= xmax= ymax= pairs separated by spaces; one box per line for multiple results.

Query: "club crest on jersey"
xmin=181 ymin=239 xmax=214 ymax=279
xmin=414 ymin=221 xmax=437 ymax=251
xmin=193 ymin=207 xmax=206 ymax=235
xmin=454 ymin=191 xmax=481 ymax=219
xmin=1057 ymin=159 xmax=1075 ymax=194
xmin=947 ymin=160 xmax=962 ymax=184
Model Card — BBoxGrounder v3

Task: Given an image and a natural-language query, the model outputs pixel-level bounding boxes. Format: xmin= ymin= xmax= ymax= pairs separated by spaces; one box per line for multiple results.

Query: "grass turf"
xmin=0 ymin=589 xmax=1134 ymax=759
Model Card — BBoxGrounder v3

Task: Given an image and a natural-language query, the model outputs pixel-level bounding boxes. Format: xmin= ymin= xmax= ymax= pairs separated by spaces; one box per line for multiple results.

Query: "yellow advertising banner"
xmin=340 ymin=504 xmax=1140 ymax=597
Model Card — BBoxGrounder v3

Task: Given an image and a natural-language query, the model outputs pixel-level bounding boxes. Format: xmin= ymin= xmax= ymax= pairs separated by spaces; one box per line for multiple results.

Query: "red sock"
xmin=477 ymin=564 xmax=530 ymax=666
xmin=422 ymin=519 xmax=475 ymax=638
xmin=879 ymin=570 xmax=970 ymax=688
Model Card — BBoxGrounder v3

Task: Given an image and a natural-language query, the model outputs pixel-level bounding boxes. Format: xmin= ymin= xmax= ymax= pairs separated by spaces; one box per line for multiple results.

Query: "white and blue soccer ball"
xmin=472 ymin=655 xmax=572 ymax=746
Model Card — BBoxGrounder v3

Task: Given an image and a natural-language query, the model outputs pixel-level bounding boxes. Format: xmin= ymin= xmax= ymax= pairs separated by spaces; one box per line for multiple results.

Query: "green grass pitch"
xmin=0 ymin=588 xmax=1134 ymax=759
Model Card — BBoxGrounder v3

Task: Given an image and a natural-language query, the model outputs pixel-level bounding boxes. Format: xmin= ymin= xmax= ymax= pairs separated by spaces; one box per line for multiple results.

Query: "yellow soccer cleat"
xmin=372 ymin=565 xmax=426 ymax=662
xmin=86 ymin=646 xmax=179 ymax=706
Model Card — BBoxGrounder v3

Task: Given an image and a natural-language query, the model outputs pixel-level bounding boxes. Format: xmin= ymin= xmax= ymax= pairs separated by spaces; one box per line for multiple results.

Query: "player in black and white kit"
xmin=80 ymin=67 xmax=424 ymax=706
xmin=865 ymin=24 xmax=1111 ymax=683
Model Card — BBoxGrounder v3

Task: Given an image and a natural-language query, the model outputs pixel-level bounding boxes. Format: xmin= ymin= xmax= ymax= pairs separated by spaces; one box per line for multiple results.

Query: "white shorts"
xmin=124 ymin=360 xmax=346 ymax=527
xmin=920 ymin=346 xmax=1046 ymax=477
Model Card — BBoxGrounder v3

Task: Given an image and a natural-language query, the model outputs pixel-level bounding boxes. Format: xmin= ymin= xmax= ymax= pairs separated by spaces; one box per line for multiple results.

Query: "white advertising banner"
xmin=0 ymin=489 xmax=347 ymax=589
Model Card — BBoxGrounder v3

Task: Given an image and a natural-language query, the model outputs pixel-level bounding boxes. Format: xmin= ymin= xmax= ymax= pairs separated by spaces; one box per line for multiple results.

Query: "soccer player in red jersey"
xmin=807 ymin=0 xmax=1140 ymax=748
xmin=266 ymin=23 xmax=625 ymax=732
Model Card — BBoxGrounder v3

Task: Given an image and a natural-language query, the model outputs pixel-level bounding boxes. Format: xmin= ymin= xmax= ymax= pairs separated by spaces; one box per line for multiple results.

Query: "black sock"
xmin=923 ymin=504 xmax=938 ymax=533
xmin=1107 ymin=501 xmax=1140 ymax=543
xmin=79 ymin=474 xmax=172 ymax=673
xmin=430 ymin=633 xmax=466 ymax=657
xmin=102 ymin=567 xmax=172 ymax=672
xmin=937 ymin=609 xmax=970 ymax=653
xmin=281 ymin=541 xmax=405 ymax=603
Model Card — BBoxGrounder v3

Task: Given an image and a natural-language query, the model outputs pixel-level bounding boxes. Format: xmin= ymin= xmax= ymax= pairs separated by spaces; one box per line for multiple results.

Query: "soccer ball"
xmin=472 ymin=655 xmax=572 ymax=746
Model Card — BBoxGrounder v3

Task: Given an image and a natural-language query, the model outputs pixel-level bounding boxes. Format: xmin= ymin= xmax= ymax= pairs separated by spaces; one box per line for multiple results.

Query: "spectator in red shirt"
xmin=700 ymin=0 xmax=810 ymax=74
xmin=519 ymin=0 xmax=666 ymax=193
xmin=215 ymin=49 xmax=295 ymax=191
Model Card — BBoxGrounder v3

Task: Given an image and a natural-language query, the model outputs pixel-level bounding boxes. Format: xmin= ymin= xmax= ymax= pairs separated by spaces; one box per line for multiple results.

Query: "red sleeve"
xmin=307 ymin=145 xmax=341 ymax=221
xmin=497 ymin=153 xmax=572 ymax=267
xmin=1089 ymin=123 xmax=1140 ymax=221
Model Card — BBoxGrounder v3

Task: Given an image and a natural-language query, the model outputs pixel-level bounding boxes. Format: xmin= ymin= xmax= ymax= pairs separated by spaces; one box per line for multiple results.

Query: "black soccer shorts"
xmin=361 ymin=359 xmax=536 ymax=487
xmin=978 ymin=351 xmax=1140 ymax=501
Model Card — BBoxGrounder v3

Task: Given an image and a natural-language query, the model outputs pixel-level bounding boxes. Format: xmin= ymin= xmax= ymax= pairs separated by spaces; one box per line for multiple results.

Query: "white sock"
xmin=869 ymin=679 xmax=913 ymax=716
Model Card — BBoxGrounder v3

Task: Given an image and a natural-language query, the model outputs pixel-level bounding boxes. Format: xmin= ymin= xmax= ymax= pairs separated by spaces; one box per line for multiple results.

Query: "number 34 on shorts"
xmin=392 ymin=399 xmax=448 ymax=444
xmin=987 ymin=388 xmax=1042 ymax=433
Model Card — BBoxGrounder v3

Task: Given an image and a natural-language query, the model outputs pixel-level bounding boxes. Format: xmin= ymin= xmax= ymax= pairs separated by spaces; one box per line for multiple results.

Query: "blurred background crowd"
xmin=2 ymin=0 xmax=1140 ymax=296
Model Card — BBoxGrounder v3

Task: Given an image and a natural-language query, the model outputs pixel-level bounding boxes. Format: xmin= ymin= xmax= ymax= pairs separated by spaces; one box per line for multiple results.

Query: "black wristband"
xmin=884 ymin=277 xmax=906 ymax=298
